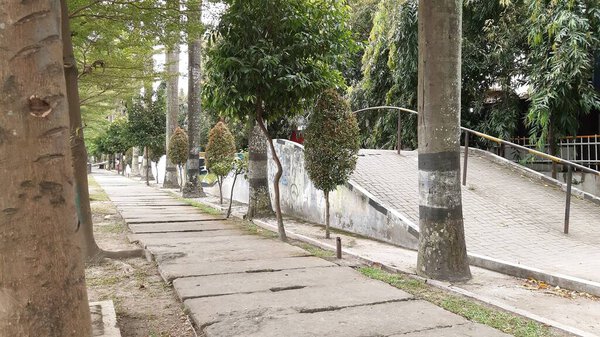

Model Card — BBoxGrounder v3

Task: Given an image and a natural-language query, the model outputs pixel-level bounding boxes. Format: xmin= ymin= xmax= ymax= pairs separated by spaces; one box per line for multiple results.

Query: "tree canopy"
xmin=204 ymin=0 xmax=357 ymax=123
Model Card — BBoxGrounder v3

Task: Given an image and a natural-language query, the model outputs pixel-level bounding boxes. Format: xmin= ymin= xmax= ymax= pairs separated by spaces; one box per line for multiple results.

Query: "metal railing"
xmin=511 ymin=135 xmax=600 ymax=171
xmin=353 ymin=106 xmax=600 ymax=234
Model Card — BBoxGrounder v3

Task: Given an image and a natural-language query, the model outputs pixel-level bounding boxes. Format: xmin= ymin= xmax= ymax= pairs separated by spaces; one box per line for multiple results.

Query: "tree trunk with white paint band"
xmin=416 ymin=0 xmax=471 ymax=281
xmin=131 ymin=146 xmax=141 ymax=176
xmin=183 ymin=1 xmax=206 ymax=198
xmin=247 ymin=120 xmax=275 ymax=219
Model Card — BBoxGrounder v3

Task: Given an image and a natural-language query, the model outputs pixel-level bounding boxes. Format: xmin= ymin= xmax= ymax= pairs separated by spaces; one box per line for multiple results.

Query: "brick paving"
xmin=351 ymin=149 xmax=600 ymax=284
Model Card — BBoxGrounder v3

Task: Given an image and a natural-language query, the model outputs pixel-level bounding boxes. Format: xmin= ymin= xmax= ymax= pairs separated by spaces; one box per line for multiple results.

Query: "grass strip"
xmin=359 ymin=267 xmax=555 ymax=337
xmin=88 ymin=175 xmax=110 ymax=201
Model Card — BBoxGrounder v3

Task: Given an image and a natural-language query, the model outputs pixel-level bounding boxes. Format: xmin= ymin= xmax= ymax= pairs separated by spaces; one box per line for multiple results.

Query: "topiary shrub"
xmin=304 ymin=89 xmax=360 ymax=239
xmin=206 ymin=121 xmax=236 ymax=204
xmin=168 ymin=127 xmax=189 ymax=191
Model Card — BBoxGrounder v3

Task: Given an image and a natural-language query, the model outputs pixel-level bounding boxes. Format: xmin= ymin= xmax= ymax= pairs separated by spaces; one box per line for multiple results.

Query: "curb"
xmin=90 ymin=300 xmax=121 ymax=337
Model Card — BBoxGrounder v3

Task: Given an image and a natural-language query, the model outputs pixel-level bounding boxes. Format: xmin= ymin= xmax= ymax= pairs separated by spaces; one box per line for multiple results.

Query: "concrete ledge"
xmin=468 ymin=253 xmax=600 ymax=297
xmin=90 ymin=300 xmax=121 ymax=337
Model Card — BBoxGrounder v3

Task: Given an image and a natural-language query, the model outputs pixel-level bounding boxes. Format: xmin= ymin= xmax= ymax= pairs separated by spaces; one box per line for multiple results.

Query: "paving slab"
xmin=395 ymin=322 xmax=510 ymax=337
xmin=185 ymin=281 xmax=413 ymax=327
xmin=201 ymin=300 xmax=509 ymax=337
xmin=158 ymin=256 xmax=336 ymax=281
xmin=128 ymin=221 xmax=237 ymax=234
xmin=93 ymin=171 xmax=509 ymax=337
xmin=147 ymin=241 xmax=310 ymax=264
xmin=173 ymin=266 xmax=364 ymax=300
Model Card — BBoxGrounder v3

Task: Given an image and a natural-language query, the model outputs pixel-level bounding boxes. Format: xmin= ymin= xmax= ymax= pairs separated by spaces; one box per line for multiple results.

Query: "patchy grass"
xmin=97 ymin=222 xmax=126 ymax=234
xmin=88 ymin=175 xmax=110 ymax=201
xmin=359 ymin=267 xmax=556 ymax=337
xmin=175 ymin=196 xmax=222 ymax=216
xmin=299 ymin=243 xmax=335 ymax=258
xmin=91 ymin=203 xmax=115 ymax=215
xmin=87 ymin=274 xmax=122 ymax=287
xmin=240 ymin=220 xmax=278 ymax=239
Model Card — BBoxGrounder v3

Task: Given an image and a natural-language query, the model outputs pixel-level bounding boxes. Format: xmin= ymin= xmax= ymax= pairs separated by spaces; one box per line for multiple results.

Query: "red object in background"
xmin=290 ymin=130 xmax=304 ymax=144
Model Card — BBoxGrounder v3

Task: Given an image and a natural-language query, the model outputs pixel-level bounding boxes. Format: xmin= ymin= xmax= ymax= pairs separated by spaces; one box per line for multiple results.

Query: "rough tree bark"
xmin=141 ymin=146 xmax=154 ymax=184
xmin=246 ymin=120 xmax=275 ymax=219
xmin=256 ymin=108 xmax=287 ymax=241
xmin=183 ymin=0 xmax=206 ymax=198
xmin=61 ymin=0 xmax=143 ymax=261
xmin=131 ymin=146 xmax=141 ymax=176
xmin=416 ymin=0 xmax=471 ymax=281
xmin=0 ymin=1 xmax=92 ymax=334
xmin=163 ymin=26 xmax=181 ymax=188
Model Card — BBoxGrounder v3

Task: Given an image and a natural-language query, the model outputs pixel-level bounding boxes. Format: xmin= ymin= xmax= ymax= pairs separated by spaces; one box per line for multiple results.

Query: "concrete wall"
xmin=209 ymin=139 xmax=419 ymax=250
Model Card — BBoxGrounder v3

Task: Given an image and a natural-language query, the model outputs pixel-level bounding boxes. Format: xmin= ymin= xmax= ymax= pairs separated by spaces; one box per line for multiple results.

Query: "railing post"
xmin=397 ymin=112 xmax=402 ymax=155
xmin=564 ymin=165 xmax=573 ymax=234
xmin=462 ymin=131 xmax=469 ymax=186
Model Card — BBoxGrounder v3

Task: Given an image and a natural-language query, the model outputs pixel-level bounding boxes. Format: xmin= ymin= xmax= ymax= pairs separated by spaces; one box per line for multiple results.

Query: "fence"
xmin=511 ymin=135 xmax=600 ymax=171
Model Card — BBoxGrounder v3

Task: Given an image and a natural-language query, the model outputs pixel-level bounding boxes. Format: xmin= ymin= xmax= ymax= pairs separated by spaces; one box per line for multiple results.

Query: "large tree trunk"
xmin=61 ymin=0 xmax=143 ymax=262
xmin=183 ymin=0 xmax=206 ymax=198
xmin=163 ymin=22 xmax=181 ymax=188
xmin=256 ymin=111 xmax=287 ymax=241
xmin=416 ymin=0 xmax=471 ymax=282
xmin=131 ymin=146 xmax=141 ymax=176
xmin=0 ymin=1 xmax=92 ymax=334
xmin=247 ymin=121 xmax=275 ymax=219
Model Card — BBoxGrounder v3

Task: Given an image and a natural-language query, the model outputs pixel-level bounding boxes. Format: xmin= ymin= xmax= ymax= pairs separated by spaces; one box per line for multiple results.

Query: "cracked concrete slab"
xmin=392 ymin=322 xmax=509 ymax=336
xmin=201 ymin=301 xmax=507 ymax=337
xmin=185 ymin=280 xmax=413 ymax=327
xmin=173 ymin=266 xmax=366 ymax=300
xmin=128 ymin=230 xmax=251 ymax=243
xmin=128 ymin=221 xmax=237 ymax=233
xmin=158 ymin=256 xmax=336 ymax=281
xmin=146 ymin=242 xmax=310 ymax=263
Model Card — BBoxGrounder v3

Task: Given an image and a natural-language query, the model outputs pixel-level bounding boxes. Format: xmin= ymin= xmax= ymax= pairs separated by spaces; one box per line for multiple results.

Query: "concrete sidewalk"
xmin=93 ymin=171 xmax=508 ymax=337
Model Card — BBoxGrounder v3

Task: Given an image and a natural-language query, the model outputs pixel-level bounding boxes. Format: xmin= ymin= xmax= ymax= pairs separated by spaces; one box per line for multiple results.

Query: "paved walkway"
xmin=352 ymin=150 xmax=600 ymax=286
xmin=93 ymin=171 xmax=507 ymax=337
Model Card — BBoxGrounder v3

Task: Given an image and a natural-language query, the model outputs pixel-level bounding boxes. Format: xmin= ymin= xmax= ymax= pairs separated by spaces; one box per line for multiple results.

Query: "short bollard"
xmin=336 ymin=237 xmax=342 ymax=259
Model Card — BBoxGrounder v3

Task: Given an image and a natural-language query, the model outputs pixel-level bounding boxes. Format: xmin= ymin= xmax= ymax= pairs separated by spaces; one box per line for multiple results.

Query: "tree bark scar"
xmin=15 ymin=10 xmax=51 ymax=25
xmin=38 ymin=181 xmax=65 ymax=206
xmin=28 ymin=95 xmax=53 ymax=118
xmin=40 ymin=126 xmax=68 ymax=139
xmin=34 ymin=153 xmax=64 ymax=163
xmin=2 ymin=208 xmax=17 ymax=216
xmin=418 ymin=151 xmax=460 ymax=171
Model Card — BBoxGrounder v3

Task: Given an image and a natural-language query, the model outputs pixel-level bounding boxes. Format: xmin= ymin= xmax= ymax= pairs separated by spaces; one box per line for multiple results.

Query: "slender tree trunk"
xmin=61 ymin=0 xmax=143 ymax=261
xmin=256 ymin=111 xmax=287 ymax=241
xmin=183 ymin=0 xmax=206 ymax=198
xmin=247 ymin=120 xmax=275 ymax=219
xmin=141 ymin=146 xmax=154 ymax=184
xmin=0 ymin=1 xmax=92 ymax=334
xmin=325 ymin=191 xmax=331 ymax=239
xmin=163 ymin=18 xmax=181 ymax=189
xmin=227 ymin=172 xmax=239 ymax=218
xmin=218 ymin=178 xmax=224 ymax=204
xmin=145 ymin=147 xmax=150 ymax=186
xmin=549 ymin=119 xmax=558 ymax=179
xmin=131 ymin=146 xmax=141 ymax=176
xmin=416 ymin=0 xmax=471 ymax=282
